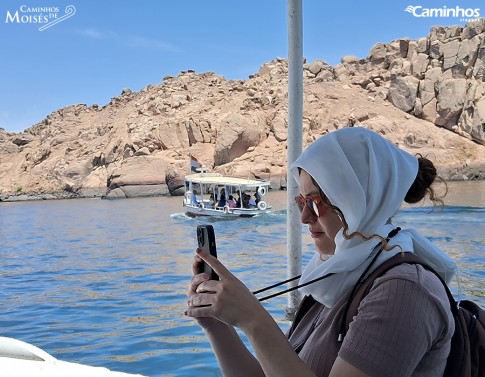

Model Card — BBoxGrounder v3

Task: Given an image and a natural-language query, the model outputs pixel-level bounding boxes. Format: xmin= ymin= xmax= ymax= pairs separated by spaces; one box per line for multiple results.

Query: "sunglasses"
xmin=295 ymin=194 xmax=327 ymax=217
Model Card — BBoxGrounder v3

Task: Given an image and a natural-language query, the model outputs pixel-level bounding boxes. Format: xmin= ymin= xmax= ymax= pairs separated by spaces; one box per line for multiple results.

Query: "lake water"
xmin=1 ymin=181 xmax=484 ymax=376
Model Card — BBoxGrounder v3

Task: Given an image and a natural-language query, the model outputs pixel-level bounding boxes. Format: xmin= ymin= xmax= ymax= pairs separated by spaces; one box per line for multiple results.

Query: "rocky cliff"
xmin=1 ymin=19 xmax=484 ymax=201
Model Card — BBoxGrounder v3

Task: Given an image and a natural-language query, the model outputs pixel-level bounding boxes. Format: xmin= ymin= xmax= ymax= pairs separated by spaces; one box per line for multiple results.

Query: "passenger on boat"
xmin=242 ymin=193 xmax=250 ymax=208
xmin=210 ymin=191 xmax=218 ymax=205
xmin=190 ymin=190 xmax=199 ymax=206
xmin=248 ymin=195 xmax=257 ymax=208
xmin=217 ymin=194 xmax=227 ymax=209
xmin=187 ymin=127 xmax=456 ymax=377
xmin=227 ymin=195 xmax=237 ymax=208
xmin=255 ymin=188 xmax=261 ymax=204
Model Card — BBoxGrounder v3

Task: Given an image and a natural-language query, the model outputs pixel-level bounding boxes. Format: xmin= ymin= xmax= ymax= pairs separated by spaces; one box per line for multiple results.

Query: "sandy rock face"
xmin=1 ymin=21 xmax=485 ymax=200
xmin=337 ymin=19 xmax=485 ymax=144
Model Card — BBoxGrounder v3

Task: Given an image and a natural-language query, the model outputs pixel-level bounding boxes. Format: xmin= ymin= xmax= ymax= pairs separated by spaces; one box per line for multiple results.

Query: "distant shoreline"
xmin=2 ymin=177 xmax=484 ymax=203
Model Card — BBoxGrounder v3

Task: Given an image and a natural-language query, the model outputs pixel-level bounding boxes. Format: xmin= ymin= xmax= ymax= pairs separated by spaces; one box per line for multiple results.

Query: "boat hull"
xmin=184 ymin=204 xmax=270 ymax=218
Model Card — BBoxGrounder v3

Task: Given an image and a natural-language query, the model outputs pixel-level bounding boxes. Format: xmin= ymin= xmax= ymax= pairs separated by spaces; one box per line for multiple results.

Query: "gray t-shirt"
xmin=288 ymin=263 xmax=454 ymax=377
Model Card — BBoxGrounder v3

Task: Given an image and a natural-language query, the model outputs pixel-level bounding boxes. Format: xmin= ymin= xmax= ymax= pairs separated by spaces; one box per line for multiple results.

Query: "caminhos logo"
xmin=405 ymin=5 xmax=480 ymax=21
xmin=5 ymin=5 xmax=76 ymax=31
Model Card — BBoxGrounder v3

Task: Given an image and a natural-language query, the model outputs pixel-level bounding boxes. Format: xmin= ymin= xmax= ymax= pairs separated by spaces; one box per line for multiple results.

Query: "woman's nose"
xmin=300 ymin=204 xmax=317 ymax=224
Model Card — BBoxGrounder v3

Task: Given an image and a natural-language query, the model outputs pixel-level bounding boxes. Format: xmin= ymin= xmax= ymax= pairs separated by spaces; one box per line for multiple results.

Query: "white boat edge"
xmin=0 ymin=337 xmax=146 ymax=377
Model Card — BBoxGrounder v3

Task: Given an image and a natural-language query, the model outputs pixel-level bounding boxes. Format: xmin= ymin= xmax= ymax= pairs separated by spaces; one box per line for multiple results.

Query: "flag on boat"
xmin=190 ymin=155 xmax=205 ymax=172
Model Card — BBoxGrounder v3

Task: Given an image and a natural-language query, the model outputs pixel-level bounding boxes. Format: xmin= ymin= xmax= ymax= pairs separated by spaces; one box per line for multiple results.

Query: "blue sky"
xmin=0 ymin=0 xmax=482 ymax=133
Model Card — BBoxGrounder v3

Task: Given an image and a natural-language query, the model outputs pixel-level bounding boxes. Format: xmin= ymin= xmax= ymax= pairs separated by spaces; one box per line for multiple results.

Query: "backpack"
xmin=342 ymin=252 xmax=485 ymax=377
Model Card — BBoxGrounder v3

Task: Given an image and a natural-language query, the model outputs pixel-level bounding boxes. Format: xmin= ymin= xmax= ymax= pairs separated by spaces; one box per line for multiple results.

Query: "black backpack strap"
xmin=287 ymin=295 xmax=316 ymax=338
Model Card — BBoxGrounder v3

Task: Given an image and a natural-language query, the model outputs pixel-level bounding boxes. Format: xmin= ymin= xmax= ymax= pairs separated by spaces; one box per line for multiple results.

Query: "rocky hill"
xmin=1 ymin=19 xmax=485 ymax=201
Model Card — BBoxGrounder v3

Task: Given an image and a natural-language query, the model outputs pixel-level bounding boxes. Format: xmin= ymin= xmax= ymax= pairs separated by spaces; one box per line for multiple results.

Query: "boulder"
xmin=165 ymin=168 xmax=185 ymax=196
xmin=388 ymin=76 xmax=420 ymax=113
xmin=214 ymin=113 xmax=264 ymax=165
xmin=436 ymin=79 xmax=467 ymax=128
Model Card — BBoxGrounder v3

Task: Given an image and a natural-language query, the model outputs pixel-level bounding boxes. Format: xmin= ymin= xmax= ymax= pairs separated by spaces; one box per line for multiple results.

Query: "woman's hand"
xmin=187 ymin=248 xmax=321 ymax=377
xmin=186 ymin=247 xmax=266 ymax=331
xmin=187 ymin=252 xmax=225 ymax=331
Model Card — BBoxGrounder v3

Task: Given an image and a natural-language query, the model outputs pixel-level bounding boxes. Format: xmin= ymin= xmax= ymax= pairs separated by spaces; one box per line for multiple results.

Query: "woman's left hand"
xmin=185 ymin=247 xmax=266 ymax=330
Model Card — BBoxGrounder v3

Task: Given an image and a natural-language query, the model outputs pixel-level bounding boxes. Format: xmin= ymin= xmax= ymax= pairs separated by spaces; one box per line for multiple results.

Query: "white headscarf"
xmin=290 ymin=127 xmax=456 ymax=307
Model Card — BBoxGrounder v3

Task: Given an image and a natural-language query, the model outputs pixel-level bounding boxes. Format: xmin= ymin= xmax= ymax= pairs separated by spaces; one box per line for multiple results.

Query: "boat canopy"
xmin=184 ymin=173 xmax=270 ymax=188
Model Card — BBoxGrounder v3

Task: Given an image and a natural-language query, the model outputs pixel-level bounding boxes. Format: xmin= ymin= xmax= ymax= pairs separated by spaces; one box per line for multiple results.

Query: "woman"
xmin=227 ymin=195 xmax=237 ymax=208
xmin=186 ymin=127 xmax=456 ymax=377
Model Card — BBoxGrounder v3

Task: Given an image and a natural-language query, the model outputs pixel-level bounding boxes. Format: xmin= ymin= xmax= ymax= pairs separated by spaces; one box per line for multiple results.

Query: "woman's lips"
xmin=310 ymin=231 xmax=324 ymax=239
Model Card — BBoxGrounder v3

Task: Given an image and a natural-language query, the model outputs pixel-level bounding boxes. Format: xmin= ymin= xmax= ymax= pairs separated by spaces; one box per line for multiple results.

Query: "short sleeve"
xmin=338 ymin=264 xmax=453 ymax=377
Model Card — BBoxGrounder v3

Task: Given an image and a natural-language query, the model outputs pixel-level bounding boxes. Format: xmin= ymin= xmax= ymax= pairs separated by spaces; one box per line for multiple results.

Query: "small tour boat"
xmin=183 ymin=172 xmax=272 ymax=217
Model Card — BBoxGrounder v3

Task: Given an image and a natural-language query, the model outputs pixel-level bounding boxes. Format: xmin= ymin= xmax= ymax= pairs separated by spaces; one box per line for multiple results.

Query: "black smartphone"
xmin=196 ymin=224 xmax=219 ymax=280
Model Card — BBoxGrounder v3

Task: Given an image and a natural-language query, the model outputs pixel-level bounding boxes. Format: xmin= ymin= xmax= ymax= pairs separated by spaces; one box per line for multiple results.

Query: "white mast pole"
xmin=286 ymin=0 xmax=303 ymax=319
